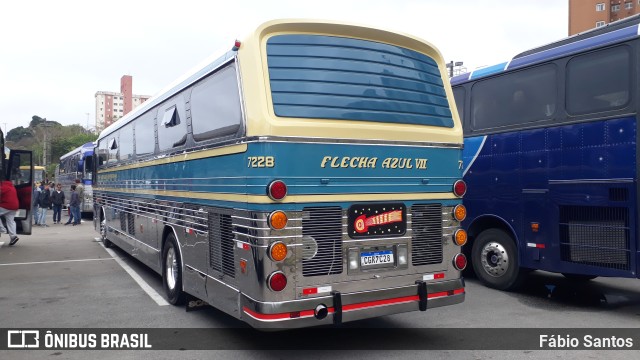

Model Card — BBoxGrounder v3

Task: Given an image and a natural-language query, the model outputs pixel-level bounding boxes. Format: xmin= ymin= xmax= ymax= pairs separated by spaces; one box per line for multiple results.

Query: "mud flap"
xmin=416 ymin=280 xmax=428 ymax=311
xmin=331 ymin=290 xmax=342 ymax=326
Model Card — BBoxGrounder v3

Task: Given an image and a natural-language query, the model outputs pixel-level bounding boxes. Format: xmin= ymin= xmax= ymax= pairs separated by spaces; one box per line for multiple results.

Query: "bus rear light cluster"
xmin=453 ymin=180 xmax=467 ymax=197
xmin=453 ymin=204 xmax=466 ymax=221
xmin=267 ymin=180 xmax=287 ymax=201
xmin=267 ymin=271 xmax=287 ymax=292
xmin=454 ymin=229 xmax=468 ymax=246
xmin=268 ymin=241 xmax=288 ymax=262
xmin=453 ymin=253 xmax=467 ymax=271
xmin=268 ymin=210 xmax=288 ymax=230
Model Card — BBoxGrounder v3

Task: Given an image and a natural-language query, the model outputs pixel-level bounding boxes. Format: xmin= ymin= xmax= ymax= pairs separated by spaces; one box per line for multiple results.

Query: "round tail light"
xmin=268 ymin=210 xmax=288 ymax=230
xmin=453 ymin=204 xmax=466 ymax=221
xmin=453 ymin=253 xmax=467 ymax=271
xmin=268 ymin=180 xmax=287 ymax=201
xmin=267 ymin=271 xmax=287 ymax=292
xmin=453 ymin=180 xmax=467 ymax=197
xmin=268 ymin=242 xmax=288 ymax=262
xmin=454 ymin=229 xmax=468 ymax=246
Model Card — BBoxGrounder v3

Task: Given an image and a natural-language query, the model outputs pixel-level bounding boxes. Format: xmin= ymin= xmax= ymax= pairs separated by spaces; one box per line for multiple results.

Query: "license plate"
xmin=360 ymin=250 xmax=394 ymax=267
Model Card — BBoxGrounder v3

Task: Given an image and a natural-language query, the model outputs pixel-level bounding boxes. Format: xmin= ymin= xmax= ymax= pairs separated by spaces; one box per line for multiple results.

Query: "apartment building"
xmin=569 ymin=0 xmax=640 ymax=35
xmin=95 ymin=75 xmax=150 ymax=132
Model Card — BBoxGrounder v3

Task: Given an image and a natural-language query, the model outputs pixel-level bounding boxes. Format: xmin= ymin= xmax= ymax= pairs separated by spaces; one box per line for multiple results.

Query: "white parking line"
xmin=98 ymin=239 xmax=170 ymax=306
xmin=0 ymin=258 xmax=115 ymax=266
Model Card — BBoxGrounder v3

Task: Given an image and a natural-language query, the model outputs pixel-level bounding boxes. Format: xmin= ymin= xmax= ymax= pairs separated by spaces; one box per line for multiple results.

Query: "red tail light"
xmin=267 ymin=180 xmax=287 ymax=201
xmin=267 ymin=271 xmax=287 ymax=292
xmin=453 ymin=180 xmax=467 ymax=197
xmin=453 ymin=253 xmax=467 ymax=270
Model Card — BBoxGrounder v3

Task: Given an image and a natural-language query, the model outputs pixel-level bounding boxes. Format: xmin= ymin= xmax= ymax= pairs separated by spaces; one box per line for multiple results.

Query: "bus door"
xmin=6 ymin=150 xmax=33 ymax=235
xmin=520 ymin=134 xmax=553 ymax=270
xmin=522 ymin=188 xmax=553 ymax=269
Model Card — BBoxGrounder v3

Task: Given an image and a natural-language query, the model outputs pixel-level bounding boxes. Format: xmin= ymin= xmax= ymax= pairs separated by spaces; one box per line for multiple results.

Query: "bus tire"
xmin=100 ymin=217 xmax=113 ymax=248
xmin=162 ymin=233 xmax=186 ymax=305
xmin=562 ymin=273 xmax=598 ymax=281
xmin=471 ymin=228 xmax=525 ymax=291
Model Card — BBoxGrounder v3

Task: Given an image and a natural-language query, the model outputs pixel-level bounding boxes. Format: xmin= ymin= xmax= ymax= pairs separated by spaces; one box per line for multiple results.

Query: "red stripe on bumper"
xmin=243 ymin=287 xmax=465 ymax=321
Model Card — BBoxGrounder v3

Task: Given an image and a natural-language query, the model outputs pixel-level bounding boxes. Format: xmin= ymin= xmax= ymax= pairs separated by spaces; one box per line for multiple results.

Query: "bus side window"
xmin=471 ymin=64 xmax=556 ymax=130
xmin=108 ymin=137 xmax=118 ymax=164
xmin=190 ymin=64 xmax=242 ymax=142
xmin=566 ymin=46 xmax=631 ymax=115
xmin=119 ymin=123 xmax=134 ymax=161
xmin=135 ymin=111 xmax=157 ymax=157
xmin=158 ymin=94 xmax=188 ymax=151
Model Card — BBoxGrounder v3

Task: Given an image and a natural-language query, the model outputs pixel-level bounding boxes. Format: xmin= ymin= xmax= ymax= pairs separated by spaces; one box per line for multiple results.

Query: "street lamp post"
xmin=40 ymin=121 xmax=54 ymax=166
xmin=446 ymin=61 xmax=464 ymax=77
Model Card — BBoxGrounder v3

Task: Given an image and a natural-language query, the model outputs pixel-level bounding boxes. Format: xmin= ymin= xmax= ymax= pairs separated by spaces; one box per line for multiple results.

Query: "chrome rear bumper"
xmin=240 ymin=278 xmax=464 ymax=329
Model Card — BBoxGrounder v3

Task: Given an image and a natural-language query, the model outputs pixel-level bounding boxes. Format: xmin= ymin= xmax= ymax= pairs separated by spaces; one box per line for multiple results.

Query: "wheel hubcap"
xmin=100 ymin=219 xmax=107 ymax=240
xmin=165 ymin=247 xmax=177 ymax=290
xmin=480 ymin=242 xmax=509 ymax=277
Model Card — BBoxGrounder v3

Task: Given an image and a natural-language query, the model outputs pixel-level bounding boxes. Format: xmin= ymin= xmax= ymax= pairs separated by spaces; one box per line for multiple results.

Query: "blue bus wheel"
xmin=471 ymin=229 xmax=526 ymax=291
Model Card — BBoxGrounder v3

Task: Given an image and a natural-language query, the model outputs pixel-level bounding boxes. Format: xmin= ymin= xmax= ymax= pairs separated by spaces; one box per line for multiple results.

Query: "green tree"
xmin=51 ymin=133 xmax=97 ymax=162
xmin=29 ymin=115 xmax=61 ymax=128
xmin=29 ymin=115 xmax=46 ymax=128
xmin=6 ymin=126 xmax=33 ymax=141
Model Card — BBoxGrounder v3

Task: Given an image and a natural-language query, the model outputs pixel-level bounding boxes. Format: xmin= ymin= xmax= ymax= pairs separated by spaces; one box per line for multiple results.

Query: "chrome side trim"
xmin=245 ymin=136 xmax=463 ymax=149
xmin=549 ymin=178 xmax=634 ymax=184
xmin=107 ymin=226 xmax=161 ymax=253
xmin=522 ymin=189 xmax=549 ymax=194
xmin=184 ymin=264 xmax=239 ymax=292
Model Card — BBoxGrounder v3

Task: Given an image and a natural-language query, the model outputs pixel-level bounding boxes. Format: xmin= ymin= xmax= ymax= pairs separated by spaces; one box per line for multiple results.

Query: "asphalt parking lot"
xmin=1 ymin=212 xmax=639 ymax=359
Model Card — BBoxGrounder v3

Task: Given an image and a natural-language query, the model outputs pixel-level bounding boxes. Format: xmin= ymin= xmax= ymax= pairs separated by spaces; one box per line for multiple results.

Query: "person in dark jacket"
xmin=0 ymin=180 xmax=20 ymax=245
xmin=32 ymin=182 xmax=41 ymax=225
xmin=37 ymin=182 xmax=52 ymax=227
xmin=68 ymin=184 xmax=81 ymax=226
xmin=50 ymin=183 xmax=65 ymax=224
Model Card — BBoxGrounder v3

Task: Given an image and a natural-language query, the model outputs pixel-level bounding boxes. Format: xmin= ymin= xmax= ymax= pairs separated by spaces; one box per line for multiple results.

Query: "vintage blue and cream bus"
xmin=57 ymin=142 xmax=95 ymax=216
xmin=451 ymin=15 xmax=640 ymax=290
xmin=93 ymin=19 xmax=467 ymax=328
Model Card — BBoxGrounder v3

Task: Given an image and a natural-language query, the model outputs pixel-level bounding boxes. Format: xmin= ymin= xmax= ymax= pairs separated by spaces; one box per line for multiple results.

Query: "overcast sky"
xmin=0 ymin=0 xmax=568 ymax=134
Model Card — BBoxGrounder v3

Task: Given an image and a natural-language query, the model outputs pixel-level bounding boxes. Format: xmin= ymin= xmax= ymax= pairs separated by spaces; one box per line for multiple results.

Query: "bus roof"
xmin=451 ymin=14 xmax=640 ymax=86
xmin=97 ymin=18 xmax=450 ymax=142
xmin=60 ymin=142 xmax=95 ymax=160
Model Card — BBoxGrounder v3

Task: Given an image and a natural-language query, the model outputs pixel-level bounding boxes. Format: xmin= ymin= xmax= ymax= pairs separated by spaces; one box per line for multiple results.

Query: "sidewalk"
xmin=0 ymin=210 xmax=93 ymax=248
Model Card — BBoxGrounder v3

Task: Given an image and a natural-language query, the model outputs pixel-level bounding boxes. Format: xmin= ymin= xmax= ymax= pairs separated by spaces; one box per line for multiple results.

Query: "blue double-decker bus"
xmin=451 ymin=15 xmax=640 ymax=290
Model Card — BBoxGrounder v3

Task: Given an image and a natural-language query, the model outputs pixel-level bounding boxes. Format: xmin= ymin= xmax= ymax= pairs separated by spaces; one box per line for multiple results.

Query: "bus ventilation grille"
xmin=302 ymin=207 xmax=343 ymax=277
xmin=127 ymin=213 xmax=135 ymax=236
xmin=609 ymin=188 xmax=629 ymax=202
xmin=119 ymin=211 xmax=127 ymax=232
xmin=559 ymin=206 xmax=630 ymax=271
xmin=208 ymin=212 xmax=235 ymax=279
xmin=411 ymin=204 xmax=444 ymax=266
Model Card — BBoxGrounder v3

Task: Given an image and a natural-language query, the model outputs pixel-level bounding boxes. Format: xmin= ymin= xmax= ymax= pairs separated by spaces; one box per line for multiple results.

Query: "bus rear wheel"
xmin=471 ymin=229 xmax=526 ymax=291
xmin=162 ymin=233 xmax=186 ymax=305
xmin=100 ymin=215 xmax=113 ymax=248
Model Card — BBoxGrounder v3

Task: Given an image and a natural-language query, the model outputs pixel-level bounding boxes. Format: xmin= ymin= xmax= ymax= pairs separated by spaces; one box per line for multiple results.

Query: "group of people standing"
xmin=33 ymin=179 xmax=84 ymax=227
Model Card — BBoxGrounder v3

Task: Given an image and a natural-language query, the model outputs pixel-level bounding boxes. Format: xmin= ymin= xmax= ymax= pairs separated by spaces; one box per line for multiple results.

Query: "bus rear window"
xmin=266 ymin=35 xmax=454 ymax=128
